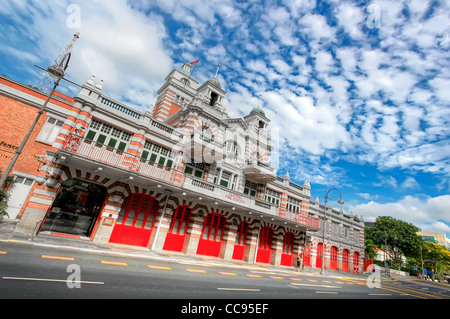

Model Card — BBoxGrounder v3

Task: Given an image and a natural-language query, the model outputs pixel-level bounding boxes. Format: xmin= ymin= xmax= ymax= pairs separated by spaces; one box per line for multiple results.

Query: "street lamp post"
xmin=0 ymin=37 xmax=77 ymax=190
xmin=321 ymin=188 xmax=344 ymax=275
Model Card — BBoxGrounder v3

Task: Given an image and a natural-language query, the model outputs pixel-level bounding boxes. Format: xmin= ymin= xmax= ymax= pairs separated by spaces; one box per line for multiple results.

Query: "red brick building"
xmin=1 ymin=65 xmax=365 ymax=272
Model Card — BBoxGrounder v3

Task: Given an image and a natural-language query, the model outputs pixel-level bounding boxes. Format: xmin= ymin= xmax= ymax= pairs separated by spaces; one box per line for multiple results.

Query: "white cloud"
xmin=351 ymin=195 xmax=450 ymax=237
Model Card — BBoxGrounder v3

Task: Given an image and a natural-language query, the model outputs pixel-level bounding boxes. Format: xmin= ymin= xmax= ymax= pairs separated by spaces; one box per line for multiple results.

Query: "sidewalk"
xmin=0 ymin=220 xmax=367 ymax=279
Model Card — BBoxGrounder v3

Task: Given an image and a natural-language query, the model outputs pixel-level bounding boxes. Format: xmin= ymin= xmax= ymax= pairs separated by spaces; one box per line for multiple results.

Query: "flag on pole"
xmin=191 ymin=59 xmax=200 ymax=65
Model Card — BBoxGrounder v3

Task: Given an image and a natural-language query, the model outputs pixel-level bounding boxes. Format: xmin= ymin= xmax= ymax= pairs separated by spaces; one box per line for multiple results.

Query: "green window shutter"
xmin=149 ymin=153 xmax=157 ymax=164
xmin=166 ymin=160 xmax=173 ymax=169
xmin=86 ymin=130 xmax=96 ymax=141
xmin=118 ymin=142 xmax=127 ymax=152
xmin=158 ymin=157 xmax=166 ymax=166
xmin=185 ymin=166 xmax=193 ymax=175
xmin=142 ymin=150 xmax=149 ymax=160
xmin=96 ymin=134 xmax=106 ymax=145
xmin=108 ymin=138 xmax=117 ymax=148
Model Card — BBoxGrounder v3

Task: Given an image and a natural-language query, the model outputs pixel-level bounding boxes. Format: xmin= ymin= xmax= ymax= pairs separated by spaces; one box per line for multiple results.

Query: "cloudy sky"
xmin=1 ymin=0 xmax=449 ymax=238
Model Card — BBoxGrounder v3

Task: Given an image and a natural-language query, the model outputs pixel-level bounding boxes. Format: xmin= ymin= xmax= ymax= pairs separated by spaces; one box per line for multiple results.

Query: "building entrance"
xmin=109 ymin=194 xmax=159 ymax=247
xmin=40 ymin=178 xmax=107 ymax=238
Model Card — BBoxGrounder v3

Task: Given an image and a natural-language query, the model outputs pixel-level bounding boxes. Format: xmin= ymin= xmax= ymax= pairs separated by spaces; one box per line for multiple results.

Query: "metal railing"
xmin=62 ymin=134 xmax=185 ymax=186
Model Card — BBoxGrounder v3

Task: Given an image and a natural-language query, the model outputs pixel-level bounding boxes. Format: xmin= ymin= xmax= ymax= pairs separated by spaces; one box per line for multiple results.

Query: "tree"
xmin=419 ymin=241 xmax=450 ymax=280
xmin=365 ymin=216 xmax=423 ymax=265
xmin=0 ymin=171 xmax=14 ymax=222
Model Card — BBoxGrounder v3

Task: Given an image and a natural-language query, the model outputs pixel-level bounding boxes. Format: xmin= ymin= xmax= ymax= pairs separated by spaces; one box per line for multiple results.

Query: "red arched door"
xmin=163 ymin=205 xmax=192 ymax=252
xmin=232 ymin=221 xmax=248 ymax=260
xmin=109 ymin=194 xmax=159 ymax=247
xmin=196 ymin=213 xmax=226 ymax=257
xmin=342 ymin=249 xmax=349 ymax=272
xmin=316 ymin=243 xmax=323 ymax=268
xmin=256 ymin=226 xmax=273 ymax=264
xmin=353 ymin=251 xmax=360 ymax=273
xmin=330 ymin=246 xmax=338 ymax=270
xmin=281 ymin=232 xmax=295 ymax=266
xmin=303 ymin=242 xmax=311 ymax=267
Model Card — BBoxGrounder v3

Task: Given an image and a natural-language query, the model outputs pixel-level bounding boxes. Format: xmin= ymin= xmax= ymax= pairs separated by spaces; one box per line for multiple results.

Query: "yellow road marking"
xmin=270 ymin=276 xmax=284 ymax=280
xmin=308 ymin=279 xmax=318 ymax=282
xmin=186 ymin=269 xmax=207 ymax=273
xmin=148 ymin=265 xmax=171 ymax=270
xmin=220 ymin=272 xmax=237 ymax=276
xmin=42 ymin=255 xmax=74 ymax=261
xmin=0 ymin=251 xmax=7 ymax=255
xmin=291 ymin=278 xmax=302 ymax=281
xmin=101 ymin=261 xmax=128 ymax=266
xmin=247 ymin=274 xmax=262 ymax=278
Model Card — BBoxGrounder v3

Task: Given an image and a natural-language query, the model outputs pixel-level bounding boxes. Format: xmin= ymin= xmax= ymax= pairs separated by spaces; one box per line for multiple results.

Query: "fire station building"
xmin=1 ymin=63 xmax=365 ymax=272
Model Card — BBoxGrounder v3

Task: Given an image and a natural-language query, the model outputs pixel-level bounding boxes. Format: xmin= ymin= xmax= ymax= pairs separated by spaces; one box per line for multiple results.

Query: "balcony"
xmin=61 ymin=134 xmax=185 ymax=187
xmin=183 ymin=131 xmax=223 ymax=163
xmin=278 ymin=209 xmax=320 ymax=231
xmin=183 ymin=176 xmax=319 ymax=230
xmin=243 ymin=160 xmax=277 ymax=183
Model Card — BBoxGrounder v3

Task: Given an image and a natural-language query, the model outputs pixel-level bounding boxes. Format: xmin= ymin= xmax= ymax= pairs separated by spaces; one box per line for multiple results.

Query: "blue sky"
xmin=1 ymin=0 xmax=449 ymax=238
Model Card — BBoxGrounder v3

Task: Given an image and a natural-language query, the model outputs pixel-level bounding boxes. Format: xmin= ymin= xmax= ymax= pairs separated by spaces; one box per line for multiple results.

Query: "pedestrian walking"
xmin=296 ymin=253 xmax=303 ymax=271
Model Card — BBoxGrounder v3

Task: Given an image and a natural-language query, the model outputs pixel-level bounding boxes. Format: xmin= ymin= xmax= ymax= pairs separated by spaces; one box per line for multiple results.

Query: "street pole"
xmin=320 ymin=188 xmax=344 ymax=275
xmin=0 ymin=34 xmax=79 ymax=190
xmin=0 ymin=76 xmax=62 ymax=190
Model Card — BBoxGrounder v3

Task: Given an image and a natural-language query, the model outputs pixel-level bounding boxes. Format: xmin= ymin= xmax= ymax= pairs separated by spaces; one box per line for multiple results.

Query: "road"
xmin=1 ymin=239 xmax=449 ymax=307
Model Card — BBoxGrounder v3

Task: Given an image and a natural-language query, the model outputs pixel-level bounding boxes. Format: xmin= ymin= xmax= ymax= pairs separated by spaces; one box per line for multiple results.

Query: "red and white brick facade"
xmin=1 ymin=63 xmax=365 ymax=272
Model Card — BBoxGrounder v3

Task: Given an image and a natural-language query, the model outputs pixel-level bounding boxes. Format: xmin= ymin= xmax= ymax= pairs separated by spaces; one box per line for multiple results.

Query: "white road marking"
xmin=2 ymin=276 xmax=104 ymax=285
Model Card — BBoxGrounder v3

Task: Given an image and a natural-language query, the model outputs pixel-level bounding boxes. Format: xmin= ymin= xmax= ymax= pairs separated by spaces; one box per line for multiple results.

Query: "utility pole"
xmin=0 ymin=33 xmax=80 ymax=190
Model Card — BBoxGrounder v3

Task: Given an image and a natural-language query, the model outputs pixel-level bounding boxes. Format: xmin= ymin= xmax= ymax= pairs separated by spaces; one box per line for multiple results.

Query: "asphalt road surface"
xmin=1 ymin=238 xmax=449 ymax=315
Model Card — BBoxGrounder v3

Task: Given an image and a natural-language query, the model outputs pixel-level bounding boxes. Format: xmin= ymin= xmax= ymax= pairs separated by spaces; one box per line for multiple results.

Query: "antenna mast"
xmin=35 ymin=33 xmax=80 ymax=93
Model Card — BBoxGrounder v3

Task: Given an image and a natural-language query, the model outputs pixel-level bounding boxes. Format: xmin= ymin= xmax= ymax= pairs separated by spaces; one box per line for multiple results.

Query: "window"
xmin=169 ymin=206 xmax=191 ymax=236
xmin=220 ymin=171 xmax=231 ymax=188
xmin=265 ymin=189 xmax=281 ymax=206
xmin=37 ymin=116 xmax=65 ymax=144
xmin=235 ymin=221 xmax=248 ymax=246
xmin=201 ymin=213 xmax=226 ymax=242
xmin=283 ymin=232 xmax=294 ymax=255
xmin=259 ymin=226 xmax=273 ymax=250
xmin=287 ymin=197 xmax=301 ymax=213
xmin=185 ymin=161 xmax=205 ymax=178
xmin=244 ymin=180 xmax=257 ymax=197
xmin=85 ymin=119 xmax=131 ymax=153
xmin=141 ymin=141 xmax=175 ymax=169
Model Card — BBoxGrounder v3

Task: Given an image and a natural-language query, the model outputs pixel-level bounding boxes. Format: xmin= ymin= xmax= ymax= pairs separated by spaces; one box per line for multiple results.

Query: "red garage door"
xmin=197 ymin=213 xmax=226 ymax=257
xmin=330 ymin=246 xmax=338 ymax=270
xmin=342 ymin=249 xmax=349 ymax=272
xmin=109 ymin=194 xmax=159 ymax=247
xmin=303 ymin=242 xmax=311 ymax=267
xmin=256 ymin=226 xmax=273 ymax=264
xmin=163 ymin=205 xmax=192 ymax=252
xmin=232 ymin=221 xmax=248 ymax=260
xmin=316 ymin=243 xmax=323 ymax=268
xmin=280 ymin=232 xmax=294 ymax=266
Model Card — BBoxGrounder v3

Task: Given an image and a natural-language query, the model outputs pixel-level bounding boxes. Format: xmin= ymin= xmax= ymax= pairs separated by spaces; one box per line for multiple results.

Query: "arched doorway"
xmin=330 ymin=246 xmax=338 ymax=270
xmin=163 ymin=205 xmax=192 ymax=252
xmin=342 ymin=249 xmax=349 ymax=272
xmin=256 ymin=226 xmax=273 ymax=264
xmin=280 ymin=232 xmax=295 ymax=266
xmin=109 ymin=193 xmax=159 ymax=247
xmin=303 ymin=242 xmax=311 ymax=267
xmin=232 ymin=221 xmax=248 ymax=260
xmin=353 ymin=251 xmax=360 ymax=273
xmin=40 ymin=178 xmax=107 ymax=238
xmin=316 ymin=243 xmax=323 ymax=268
xmin=196 ymin=213 xmax=226 ymax=257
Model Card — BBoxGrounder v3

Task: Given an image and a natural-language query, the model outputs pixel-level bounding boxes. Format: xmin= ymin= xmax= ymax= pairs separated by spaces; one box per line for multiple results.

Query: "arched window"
xmin=235 ymin=221 xmax=248 ymax=246
xmin=169 ymin=205 xmax=191 ymax=236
